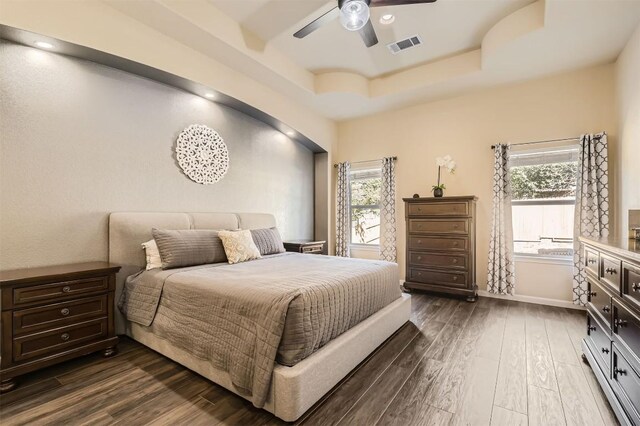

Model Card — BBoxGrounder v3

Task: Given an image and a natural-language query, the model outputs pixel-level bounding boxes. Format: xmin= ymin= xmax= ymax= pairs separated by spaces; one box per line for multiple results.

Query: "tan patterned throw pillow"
xmin=218 ymin=230 xmax=262 ymax=264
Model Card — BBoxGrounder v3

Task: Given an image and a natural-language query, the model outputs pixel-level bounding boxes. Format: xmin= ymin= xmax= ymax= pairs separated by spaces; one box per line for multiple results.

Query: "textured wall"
xmin=616 ymin=24 xmax=640 ymax=238
xmin=0 ymin=42 xmax=314 ymax=269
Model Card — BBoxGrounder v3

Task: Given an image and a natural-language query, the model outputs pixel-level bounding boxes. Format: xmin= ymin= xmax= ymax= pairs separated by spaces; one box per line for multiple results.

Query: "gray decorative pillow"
xmin=152 ymin=229 xmax=227 ymax=269
xmin=251 ymin=227 xmax=286 ymax=256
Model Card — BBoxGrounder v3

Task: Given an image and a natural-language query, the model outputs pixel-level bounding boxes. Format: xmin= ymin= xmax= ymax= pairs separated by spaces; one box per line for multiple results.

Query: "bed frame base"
xmin=126 ymin=294 xmax=411 ymax=422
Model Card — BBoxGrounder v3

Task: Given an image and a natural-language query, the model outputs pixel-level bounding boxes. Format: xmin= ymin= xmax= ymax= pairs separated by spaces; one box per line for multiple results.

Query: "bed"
xmin=109 ymin=212 xmax=411 ymax=422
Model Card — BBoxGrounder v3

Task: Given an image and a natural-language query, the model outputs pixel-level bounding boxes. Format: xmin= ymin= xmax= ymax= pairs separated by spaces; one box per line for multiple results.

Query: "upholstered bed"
xmin=109 ymin=212 xmax=411 ymax=422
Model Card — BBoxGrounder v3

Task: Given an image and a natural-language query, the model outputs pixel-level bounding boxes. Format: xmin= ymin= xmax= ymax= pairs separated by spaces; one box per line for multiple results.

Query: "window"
xmin=350 ymin=167 xmax=381 ymax=246
xmin=510 ymin=146 xmax=579 ymax=257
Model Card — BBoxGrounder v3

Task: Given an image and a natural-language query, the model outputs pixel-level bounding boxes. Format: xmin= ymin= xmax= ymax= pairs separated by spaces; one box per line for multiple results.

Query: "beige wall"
xmin=338 ymin=64 xmax=617 ymax=302
xmin=616 ymin=24 xmax=640 ymax=238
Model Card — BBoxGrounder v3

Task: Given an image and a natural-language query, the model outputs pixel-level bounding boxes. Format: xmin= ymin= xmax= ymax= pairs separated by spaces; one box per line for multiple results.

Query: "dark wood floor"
xmin=0 ymin=294 xmax=619 ymax=425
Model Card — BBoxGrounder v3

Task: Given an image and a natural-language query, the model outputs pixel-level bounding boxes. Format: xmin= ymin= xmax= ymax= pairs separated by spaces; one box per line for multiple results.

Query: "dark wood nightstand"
xmin=0 ymin=261 xmax=121 ymax=392
xmin=284 ymin=240 xmax=326 ymax=255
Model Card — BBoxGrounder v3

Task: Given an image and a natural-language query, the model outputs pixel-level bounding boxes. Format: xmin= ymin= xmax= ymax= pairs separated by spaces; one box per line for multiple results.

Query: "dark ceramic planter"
xmin=433 ymin=187 xmax=444 ymax=198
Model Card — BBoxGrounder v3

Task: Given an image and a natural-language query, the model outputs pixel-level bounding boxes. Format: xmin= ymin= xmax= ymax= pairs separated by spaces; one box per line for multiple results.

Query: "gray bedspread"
xmin=118 ymin=252 xmax=400 ymax=407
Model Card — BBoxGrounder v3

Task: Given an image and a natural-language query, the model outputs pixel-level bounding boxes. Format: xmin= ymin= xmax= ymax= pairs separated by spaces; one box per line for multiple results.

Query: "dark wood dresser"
xmin=402 ymin=196 xmax=477 ymax=302
xmin=283 ymin=240 xmax=326 ymax=255
xmin=581 ymin=237 xmax=640 ymax=425
xmin=0 ymin=262 xmax=120 ymax=392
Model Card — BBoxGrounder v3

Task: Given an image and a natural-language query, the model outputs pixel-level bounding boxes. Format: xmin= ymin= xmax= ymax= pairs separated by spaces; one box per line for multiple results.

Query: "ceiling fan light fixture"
xmin=339 ymin=0 xmax=370 ymax=32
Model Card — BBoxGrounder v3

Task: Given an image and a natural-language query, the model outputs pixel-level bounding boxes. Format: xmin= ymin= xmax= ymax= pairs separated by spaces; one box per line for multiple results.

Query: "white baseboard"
xmin=477 ymin=290 xmax=585 ymax=310
xmin=400 ymin=280 xmax=584 ymax=310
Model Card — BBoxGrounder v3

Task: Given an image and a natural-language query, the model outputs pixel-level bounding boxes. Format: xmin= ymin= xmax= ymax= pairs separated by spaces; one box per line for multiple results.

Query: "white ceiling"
xmin=106 ymin=0 xmax=640 ymax=120
xmin=213 ymin=0 xmax=535 ymax=78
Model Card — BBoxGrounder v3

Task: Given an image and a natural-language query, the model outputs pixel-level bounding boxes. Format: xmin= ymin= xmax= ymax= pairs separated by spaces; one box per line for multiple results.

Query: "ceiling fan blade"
xmin=358 ymin=19 xmax=378 ymax=47
xmin=293 ymin=6 xmax=340 ymax=39
xmin=370 ymin=0 xmax=436 ymax=7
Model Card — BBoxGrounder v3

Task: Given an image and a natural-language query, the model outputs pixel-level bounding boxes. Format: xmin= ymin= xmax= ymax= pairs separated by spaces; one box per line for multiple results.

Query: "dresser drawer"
xmin=13 ymin=318 xmax=108 ymax=362
xmin=613 ymin=299 xmax=640 ymax=361
xmin=407 ymin=268 xmax=468 ymax=289
xmin=588 ymin=277 xmax=612 ymax=329
xmin=408 ymin=219 xmax=469 ymax=235
xmin=587 ymin=312 xmax=612 ymax=374
xmin=585 ymin=247 xmax=600 ymax=276
xmin=13 ymin=295 xmax=108 ymax=336
xmin=408 ymin=236 xmax=468 ymax=252
xmin=600 ymin=253 xmax=622 ymax=293
xmin=407 ymin=202 xmax=469 ymax=217
xmin=12 ymin=276 xmax=109 ymax=306
xmin=409 ymin=252 xmax=468 ymax=270
xmin=612 ymin=344 xmax=640 ymax=424
xmin=623 ymin=263 xmax=640 ymax=312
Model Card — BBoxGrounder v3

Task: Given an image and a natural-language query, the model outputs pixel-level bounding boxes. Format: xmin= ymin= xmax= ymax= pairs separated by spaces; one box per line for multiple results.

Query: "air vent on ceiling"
xmin=387 ymin=35 xmax=422 ymax=55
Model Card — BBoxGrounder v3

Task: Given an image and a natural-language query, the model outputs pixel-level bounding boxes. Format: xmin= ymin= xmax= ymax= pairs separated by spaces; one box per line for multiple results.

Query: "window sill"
xmin=514 ymin=254 xmax=573 ymax=266
xmin=349 ymin=244 xmax=379 ymax=252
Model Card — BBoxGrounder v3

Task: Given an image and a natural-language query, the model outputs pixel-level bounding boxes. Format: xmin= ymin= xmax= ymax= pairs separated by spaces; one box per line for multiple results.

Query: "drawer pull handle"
xmin=417 ymin=256 xmax=422 ymax=260
xmin=588 ymin=326 xmax=596 ymax=332
xmin=417 ymin=240 xmax=422 ymax=244
xmin=60 ymin=308 xmax=70 ymax=316
xmin=62 ymin=286 xmax=71 ymax=293
xmin=632 ymin=283 xmax=640 ymax=292
xmin=588 ymin=258 xmax=597 ymax=264
xmin=417 ymin=272 xmax=422 ymax=276
xmin=605 ymin=268 xmax=618 ymax=275
xmin=602 ymin=305 xmax=610 ymax=313
xmin=602 ymin=347 xmax=610 ymax=354
xmin=452 ymin=276 xmax=458 ymax=281
xmin=614 ymin=368 xmax=627 ymax=376
xmin=61 ymin=333 xmax=70 ymax=341
xmin=453 ymin=225 xmax=459 ymax=229
xmin=589 ymin=291 xmax=597 ymax=297
xmin=453 ymin=242 xmax=459 ymax=246
xmin=417 ymin=207 xmax=422 ymax=211
xmin=452 ymin=259 xmax=458 ymax=264
xmin=615 ymin=319 xmax=628 ymax=328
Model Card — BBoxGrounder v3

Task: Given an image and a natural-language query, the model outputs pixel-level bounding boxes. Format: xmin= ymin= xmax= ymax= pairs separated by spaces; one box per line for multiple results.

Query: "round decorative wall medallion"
xmin=175 ymin=124 xmax=229 ymax=184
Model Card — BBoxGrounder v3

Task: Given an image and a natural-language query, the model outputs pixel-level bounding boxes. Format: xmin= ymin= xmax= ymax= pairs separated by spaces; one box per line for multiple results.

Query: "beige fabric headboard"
xmin=109 ymin=211 xmax=276 ymax=334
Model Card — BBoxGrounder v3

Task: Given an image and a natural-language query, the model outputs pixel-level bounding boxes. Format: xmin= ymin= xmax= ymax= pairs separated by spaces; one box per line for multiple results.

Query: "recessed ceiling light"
xmin=379 ymin=14 xmax=395 ymax=25
xmin=285 ymin=131 xmax=295 ymax=136
xmin=204 ymin=92 xmax=216 ymax=99
xmin=34 ymin=41 xmax=55 ymax=49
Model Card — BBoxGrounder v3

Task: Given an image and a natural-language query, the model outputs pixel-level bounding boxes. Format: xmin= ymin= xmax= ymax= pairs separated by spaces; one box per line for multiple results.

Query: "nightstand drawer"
xmin=408 ymin=218 xmax=469 ymax=235
xmin=13 ymin=318 xmax=108 ymax=362
xmin=408 ymin=236 xmax=468 ymax=252
xmin=407 ymin=202 xmax=469 ymax=217
xmin=13 ymin=276 xmax=109 ymax=306
xmin=13 ymin=295 xmax=108 ymax=335
xmin=301 ymin=244 xmax=323 ymax=254
xmin=408 ymin=251 xmax=468 ymax=270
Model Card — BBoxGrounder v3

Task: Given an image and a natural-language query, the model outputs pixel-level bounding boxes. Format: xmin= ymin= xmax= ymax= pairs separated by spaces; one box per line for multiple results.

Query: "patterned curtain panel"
xmin=380 ymin=157 xmax=397 ymax=262
xmin=487 ymin=144 xmax=516 ymax=295
xmin=335 ymin=161 xmax=351 ymax=257
xmin=573 ymin=133 xmax=609 ymax=306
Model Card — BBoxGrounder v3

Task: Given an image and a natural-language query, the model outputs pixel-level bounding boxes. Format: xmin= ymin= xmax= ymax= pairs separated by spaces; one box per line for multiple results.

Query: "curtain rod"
xmin=333 ymin=156 xmax=397 ymax=168
xmin=490 ymin=132 xmax=606 ymax=150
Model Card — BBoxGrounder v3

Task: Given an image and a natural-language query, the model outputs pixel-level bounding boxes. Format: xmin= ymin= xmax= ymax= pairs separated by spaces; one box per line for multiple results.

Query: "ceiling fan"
xmin=293 ymin=0 xmax=437 ymax=48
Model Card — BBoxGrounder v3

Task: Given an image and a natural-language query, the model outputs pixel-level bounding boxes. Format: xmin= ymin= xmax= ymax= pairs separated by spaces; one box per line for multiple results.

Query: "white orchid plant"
xmin=433 ymin=155 xmax=457 ymax=192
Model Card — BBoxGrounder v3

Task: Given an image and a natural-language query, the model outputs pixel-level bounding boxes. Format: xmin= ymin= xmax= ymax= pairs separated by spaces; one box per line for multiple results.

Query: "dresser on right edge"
xmin=581 ymin=236 xmax=640 ymax=426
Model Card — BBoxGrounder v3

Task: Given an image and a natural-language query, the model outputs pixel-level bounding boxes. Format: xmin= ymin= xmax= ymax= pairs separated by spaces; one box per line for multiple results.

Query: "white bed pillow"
xmin=142 ymin=239 xmax=162 ymax=270
xmin=218 ymin=230 xmax=262 ymax=264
